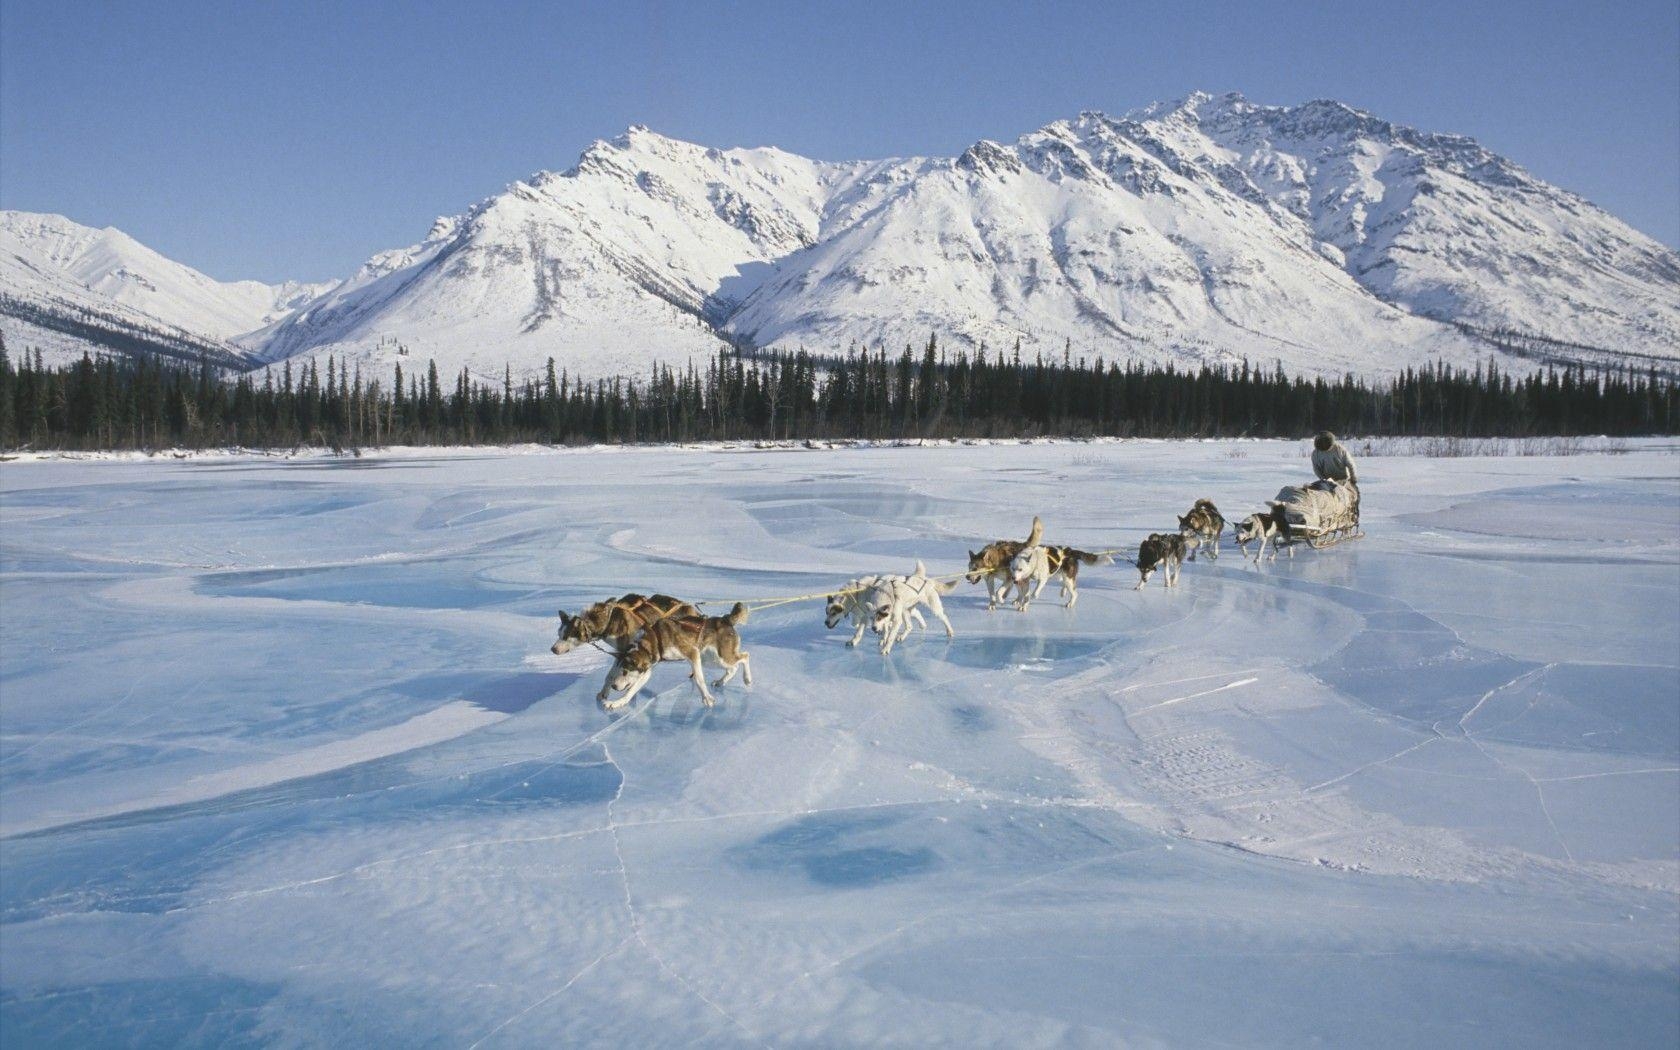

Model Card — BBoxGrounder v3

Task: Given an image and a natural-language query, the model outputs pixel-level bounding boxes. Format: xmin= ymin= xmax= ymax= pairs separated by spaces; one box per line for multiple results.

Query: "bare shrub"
xmin=1358 ymin=435 xmax=1632 ymax=458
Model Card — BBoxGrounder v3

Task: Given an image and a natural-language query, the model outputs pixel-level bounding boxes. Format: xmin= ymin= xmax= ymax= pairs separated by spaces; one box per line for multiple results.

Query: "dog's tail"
xmin=724 ymin=601 xmax=750 ymax=626
xmin=1025 ymin=515 xmax=1044 ymax=546
xmin=1066 ymin=548 xmax=1114 ymax=566
xmin=913 ymin=559 xmax=928 ymax=578
xmin=933 ymin=576 xmax=960 ymax=594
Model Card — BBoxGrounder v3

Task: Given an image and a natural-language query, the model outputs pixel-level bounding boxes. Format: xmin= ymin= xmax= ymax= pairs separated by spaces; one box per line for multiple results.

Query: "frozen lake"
xmin=2 ymin=440 xmax=1677 ymax=1047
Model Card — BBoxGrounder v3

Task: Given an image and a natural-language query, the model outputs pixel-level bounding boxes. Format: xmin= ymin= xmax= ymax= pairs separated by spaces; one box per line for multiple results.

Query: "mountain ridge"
xmin=3 ymin=92 xmax=1675 ymax=378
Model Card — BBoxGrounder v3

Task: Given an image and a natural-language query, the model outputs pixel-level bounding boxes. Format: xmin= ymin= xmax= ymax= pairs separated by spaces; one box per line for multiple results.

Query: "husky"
xmin=553 ymin=593 xmax=700 ymax=700
xmin=966 ymin=516 xmax=1044 ymax=611
xmin=1178 ymin=498 xmax=1226 ymax=561
xmin=1133 ymin=533 xmax=1187 ymax=590
xmin=553 ymin=593 xmax=697 ymax=656
xmin=1233 ymin=510 xmax=1293 ymax=563
xmin=603 ymin=603 xmax=752 ymax=710
xmin=826 ymin=574 xmax=927 ymax=648
xmin=1008 ymin=544 xmax=1113 ymax=610
xmin=864 ymin=560 xmax=958 ymax=654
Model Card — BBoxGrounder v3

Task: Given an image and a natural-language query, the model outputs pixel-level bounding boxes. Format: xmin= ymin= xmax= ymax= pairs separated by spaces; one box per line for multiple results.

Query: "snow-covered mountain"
xmin=5 ymin=93 xmax=1676 ymax=378
xmin=728 ymin=93 xmax=1678 ymax=373
xmin=1138 ymin=93 xmax=1680 ymax=355
xmin=0 ymin=211 xmax=335 ymax=367
xmin=249 ymin=128 xmax=858 ymax=378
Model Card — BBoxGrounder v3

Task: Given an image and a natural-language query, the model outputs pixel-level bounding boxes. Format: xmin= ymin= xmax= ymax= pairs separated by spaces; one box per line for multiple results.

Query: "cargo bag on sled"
xmin=1270 ymin=483 xmax=1356 ymax=534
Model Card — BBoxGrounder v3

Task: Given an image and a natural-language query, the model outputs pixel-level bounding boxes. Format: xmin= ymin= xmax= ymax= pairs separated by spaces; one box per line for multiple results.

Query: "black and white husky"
xmin=1233 ymin=509 xmax=1294 ymax=563
xmin=1133 ymin=533 xmax=1187 ymax=590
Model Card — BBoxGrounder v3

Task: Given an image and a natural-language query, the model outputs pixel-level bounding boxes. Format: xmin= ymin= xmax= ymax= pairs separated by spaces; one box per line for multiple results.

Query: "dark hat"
xmin=1313 ymin=431 xmax=1335 ymax=451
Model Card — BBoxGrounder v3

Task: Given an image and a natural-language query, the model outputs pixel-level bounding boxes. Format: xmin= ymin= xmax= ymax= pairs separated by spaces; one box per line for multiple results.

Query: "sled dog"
xmin=604 ymin=603 xmax=752 ymax=709
xmin=1008 ymin=544 xmax=1112 ymax=610
xmin=553 ymin=593 xmax=697 ymax=656
xmin=1233 ymin=511 xmax=1293 ymax=563
xmin=1133 ymin=533 xmax=1187 ymax=590
xmin=1177 ymin=498 xmax=1226 ymax=561
xmin=864 ymin=560 xmax=958 ymax=654
xmin=554 ymin=593 xmax=700 ymax=700
xmin=966 ymin=516 xmax=1044 ymax=610
xmin=827 ymin=574 xmax=927 ymax=648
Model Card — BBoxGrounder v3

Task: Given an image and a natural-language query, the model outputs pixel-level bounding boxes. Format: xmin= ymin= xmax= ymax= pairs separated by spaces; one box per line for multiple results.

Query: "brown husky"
xmin=604 ymin=603 xmax=752 ymax=710
xmin=966 ymin=516 xmax=1044 ymax=610
xmin=1177 ymin=498 xmax=1226 ymax=561
xmin=553 ymin=593 xmax=699 ymax=701
xmin=553 ymin=593 xmax=698 ymax=656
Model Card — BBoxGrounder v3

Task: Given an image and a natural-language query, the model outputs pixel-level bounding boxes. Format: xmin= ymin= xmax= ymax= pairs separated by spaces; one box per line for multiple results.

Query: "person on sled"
xmin=1310 ymin=430 xmax=1359 ymax=523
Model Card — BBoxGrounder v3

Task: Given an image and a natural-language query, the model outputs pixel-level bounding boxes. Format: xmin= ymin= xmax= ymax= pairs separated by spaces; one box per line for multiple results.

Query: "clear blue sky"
xmin=3 ymin=0 xmax=1676 ymax=282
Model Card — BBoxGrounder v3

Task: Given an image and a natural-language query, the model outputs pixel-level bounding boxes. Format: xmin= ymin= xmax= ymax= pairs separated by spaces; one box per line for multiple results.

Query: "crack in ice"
xmin=600 ymin=740 xmax=772 ymax=1049
xmin=465 ymin=935 xmax=633 ymax=1050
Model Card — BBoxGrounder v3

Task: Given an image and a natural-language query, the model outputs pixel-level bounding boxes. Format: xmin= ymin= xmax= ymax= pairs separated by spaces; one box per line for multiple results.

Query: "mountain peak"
xmin=957 ymin=139 xmax=1022 ymax=177
xmin=610 ymin=123 xmax=689 ymax=152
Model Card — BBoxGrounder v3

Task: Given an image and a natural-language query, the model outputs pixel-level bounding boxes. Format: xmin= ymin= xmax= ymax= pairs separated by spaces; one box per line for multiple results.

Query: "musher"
xmin=1310 ymin=430 xmax=1359 ymax=523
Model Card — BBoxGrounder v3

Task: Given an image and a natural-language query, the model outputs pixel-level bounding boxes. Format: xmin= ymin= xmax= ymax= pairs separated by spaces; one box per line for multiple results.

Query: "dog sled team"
xmin=552 ymin=432 xmax=1361 ymax=707
xmin=1231 ymin=429 xmax=1363 ymax=561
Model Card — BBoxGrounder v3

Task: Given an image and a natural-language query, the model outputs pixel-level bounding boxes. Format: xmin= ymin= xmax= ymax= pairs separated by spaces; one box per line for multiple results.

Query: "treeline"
xmin=1 ymin=336 xmax=1674 ymax=451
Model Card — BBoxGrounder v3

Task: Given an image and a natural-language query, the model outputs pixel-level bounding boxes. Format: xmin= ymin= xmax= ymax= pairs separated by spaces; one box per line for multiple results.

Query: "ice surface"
xmin=2 ymin=440 xmax=1677 ymax=1046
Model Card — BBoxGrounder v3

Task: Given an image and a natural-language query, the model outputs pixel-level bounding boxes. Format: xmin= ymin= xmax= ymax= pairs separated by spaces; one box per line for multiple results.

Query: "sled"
xmin=1270 ymin=481 xmax=1362 ymax=550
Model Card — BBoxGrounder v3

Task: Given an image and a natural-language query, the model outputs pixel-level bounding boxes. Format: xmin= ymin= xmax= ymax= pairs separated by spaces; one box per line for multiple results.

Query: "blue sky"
xmin=3 ymin=0 xmax=1676 ymax=281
